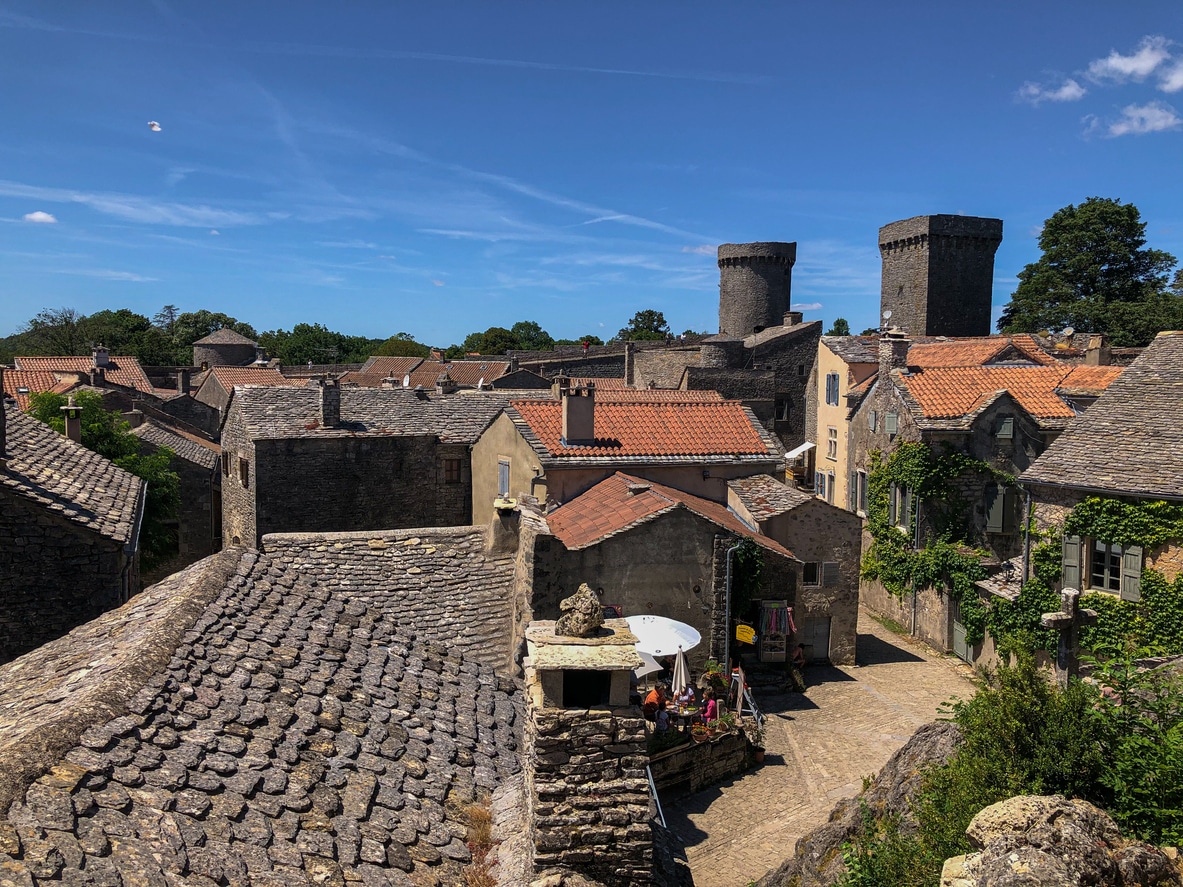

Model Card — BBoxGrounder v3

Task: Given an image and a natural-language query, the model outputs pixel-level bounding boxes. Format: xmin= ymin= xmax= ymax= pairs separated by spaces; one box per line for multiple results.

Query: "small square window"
xmin=826 ymin=427 xmax=838 ymax=459
xmin=803 ymin=562 xmax=820 ymax=586
xmin=444 ymin=458 xmax=462 ymax=484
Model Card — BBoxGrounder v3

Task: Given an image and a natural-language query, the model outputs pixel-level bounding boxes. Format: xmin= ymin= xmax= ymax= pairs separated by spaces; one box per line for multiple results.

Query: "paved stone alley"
xmin=663 ymin=608 xmax=978 ymax=887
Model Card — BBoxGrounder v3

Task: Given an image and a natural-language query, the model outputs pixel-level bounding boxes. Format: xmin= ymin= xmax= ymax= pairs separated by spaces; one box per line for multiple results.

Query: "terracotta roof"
xmin=191 ymin=327 xmax=257 ymax=346
xmin=132 ymin=418 xmax=220 ymax=469
xmin=727 ymin=474 xmax=814 ymax=521
xmin=900 ymin=365 xmax=1104 ymax=420
xmin=336 ymin=371 xmax=390 ymax=388
xmin=1057 ymin=364 xmax=1125 ymax=396
xmin=15 ymin=356 xmax=153 ymax=393
xmin=509 ymin=398 xmax=780 ymax=460
xmin=207 ymin=366 xmax=292 ymax=389
xmin=1 ymin=403 xmax=143 ymax=545
xmin=595 ymin=389 xmax=724 ymax=402
xmin=906 ymin=335 xmax=1058 ymax=369
xmin=406 ymin=360 xmax=510 ymax=388
xmin=356 ymin=356 xmax=425 ymax=377
xmin=571 ymin=376 xmax=629 ymax=389
xmin=1 ymin=370 xmax=66 ymax=411
xmin=1021 ymin=331 xmax=1183 ymax=499
xmin=548 ymin=472 xmax=795 ymax=559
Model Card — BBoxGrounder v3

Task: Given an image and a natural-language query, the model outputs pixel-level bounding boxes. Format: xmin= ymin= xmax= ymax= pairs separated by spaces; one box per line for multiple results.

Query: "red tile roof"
xmin=2 ymin=370 xmax=66 ymax=410
xmin=15 ymin=356 xmax=153 ymax=393
xmin=208 ymin=366 xmax=292 ymax=389
xmin=407 ymin=360 xmax=510 ymax=388
xmin=1057 ymin=365 xmax=1124 ymax=395
xmin=906 ymin=335 xmax=1058 ymax=369
xmin=357 ymin=356 xmax=426 ymax=379
xmin=901 ymin=365 xmax=1122 ymax=420
xmin=547 ymin=472 xmax=795 ymax=558
xmin=510 ymin=398 xmax=774 ymax=458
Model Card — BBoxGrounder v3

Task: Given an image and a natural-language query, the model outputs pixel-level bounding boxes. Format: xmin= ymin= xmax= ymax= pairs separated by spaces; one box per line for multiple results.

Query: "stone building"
xmin=717 ymin=241 xmax=796 ymax=337
xmin=848 ymin=329 xmax=1123 ymax=663
xmin=535 ymin=472 xmax=802 ymax=672
xmin=878 ymin=214 xmax=1003 ymax=338
xmin=0 ymin=397 xmax=144 ymax=663
xmin=193 ymin=366 xmax=295 ymax=434
xmin=191 ymin=327 xmax=260 ymax=368
xmin=221 ymin=381 xmax=528 ymax=546
xmin=1021 ymin=331 xmax=1183 ymax=604
xmin=727 ymin=473 xmax=861 ymax=665
xmin=471 ymin=379 xmax=785 ymax=525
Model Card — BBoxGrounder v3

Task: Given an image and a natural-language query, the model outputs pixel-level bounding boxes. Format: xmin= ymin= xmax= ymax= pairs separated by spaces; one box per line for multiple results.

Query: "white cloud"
xmin=209 ymin=229 xmax=220 ymax=235
xmin=1160 ymin=59 xmax=1183 ymax=93
xmin=1106 ymin=101 xmax=1182 ymax=136
xmin=54 ymin=268 xmax=158 ymax=282
xmin=681 ymin=244 xmax=716 ymax=256
xmin=792 ymin=302 xmax=824 ymax=312
xmin=1087 ymin=36 xmax=1172 ymax=83
xmin=431 ymin=279 xmax=445 ymax=287
xmin=0 ymin=180 xmax=265 ymax=227
xmin=1017 ymin=78 xmax=1086 ymax=105
xmin=22 ymin=210 xmax=57 ymax=223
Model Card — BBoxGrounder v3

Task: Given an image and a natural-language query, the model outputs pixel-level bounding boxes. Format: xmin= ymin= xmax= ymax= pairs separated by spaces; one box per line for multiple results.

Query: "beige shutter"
xmin=1120 ymin=545 xmax=1143 ymax=602
xmin=1062 ymin=534 xmax=1082 ymax=589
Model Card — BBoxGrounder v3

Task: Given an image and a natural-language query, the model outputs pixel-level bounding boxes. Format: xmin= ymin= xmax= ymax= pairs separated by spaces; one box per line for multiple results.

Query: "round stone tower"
xmin=717 ymin=242 xmax=797 ymax=337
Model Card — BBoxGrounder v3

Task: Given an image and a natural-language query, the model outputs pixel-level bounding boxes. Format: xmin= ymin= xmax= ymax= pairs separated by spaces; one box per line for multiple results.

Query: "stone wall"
xmin=137 ymin=442 xmax=219 ymax=584
xmin=633 ymin=348 xmax=701 ymax=389
xmin=649 ymin=732 xmax=749 ymax=799
xmin=218 ymin=407 xmax=256 ymax=546
xmin=525 ymin=705 xmax=653 ymax=885
xmin=0 ymin=488 xmax=130 ymax=664
xmin=192 ymin=342 xmax=256 ymax=368
xmin=157 ymin=395 xmax=221 ymax=438
xmin=749 ymin=322 xmax=824 ymax=452
xmin=709 ymin=535 xmax=801 ymax=664
xmin=717 ymin=243 xmax=796 ymax=338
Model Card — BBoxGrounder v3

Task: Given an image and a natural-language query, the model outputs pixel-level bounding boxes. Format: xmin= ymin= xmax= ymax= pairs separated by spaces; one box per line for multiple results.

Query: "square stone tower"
xmin=879 ymin=214 xmax=1003 ymax=337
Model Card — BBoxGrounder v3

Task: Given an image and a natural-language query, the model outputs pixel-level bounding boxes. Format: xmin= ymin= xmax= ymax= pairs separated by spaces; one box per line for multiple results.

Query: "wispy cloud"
xmin=0 ymin=180 xmax=264 ymax=227
xmin=1017 ymin=78 xmax=1086 ymax=105
xmin=1087 ymin=36 xmax=1172 ymax=84
xmin=0 ymin=10 xmax=62 ymax=31
xmin=317 ymin=239 xmax=378 ymax=249
xmin=431 ymin=280 xmax=445 ymax=287
xmin=1161 ymin=59 xmax=1183 ymax=93
xmin=792 ymin=302 xmax=824 ymax=312
xmin=54 ymin=268 xmax=158 ymax=282
xmin=22 ymin=211 xmax=58 ymax=224
xmin=1104 ymin=101 xmax=1182 ymax=137
xmin=682 ymin=244 xmax=716 ymax=256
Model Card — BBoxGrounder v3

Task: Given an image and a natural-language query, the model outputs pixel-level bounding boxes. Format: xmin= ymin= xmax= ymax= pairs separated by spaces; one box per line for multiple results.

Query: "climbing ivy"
xmin=860 ymin=443 xmax=1009 ymax=645
xmin=1063 ymin=497 xmax=1183 ymax=550
xmin=986 ymin=533 xmax=1061 ymax=653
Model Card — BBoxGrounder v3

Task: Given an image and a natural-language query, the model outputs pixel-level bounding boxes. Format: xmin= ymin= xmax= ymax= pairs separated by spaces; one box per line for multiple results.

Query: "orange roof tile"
xmin=2 ymin=370 xmax=68 ymax=410
xmin=570 ymin=377 xmax=629 ymax=389
xmin=902 ymin=366 xmax=1087 ymax=419
xmin=338 ymin=371 xmax=389 ymax=388
xmin=209 ymin=366 xmax=293 ymax=389
xmin=510 ymin=399 xmax=773 ymax=458
xmin=407 ymin=360 xmax=510 ymax=388
xmin=548 ymin=472 xmax=794 ymax=558
xmin=905 ymin=335 xmax=1058 ymax=369
xmin=15 ymin=356 xmax=153 ymax=393
xmin=1058 ymin=364 xmax=1124 ymax=394
xmin=358 ymin=356 xmax=425 ymax=378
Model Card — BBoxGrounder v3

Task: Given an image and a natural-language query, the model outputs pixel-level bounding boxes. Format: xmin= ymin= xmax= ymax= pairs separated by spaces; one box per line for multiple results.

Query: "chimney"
xmin=178 ymin=369 xmax=191 ymax=395
xmin=435 ymin=371 xmax=458 ymax=395
xmin=319 ymin=377 xmax=340 ymax=427
xmin=92 ymin=344 xmax=110 ymax=369
xmin=551 ymin=373 xmax=572 ymax=400
xmin=61 ymin=396 xmax=83 ymax=443
xmin=879 ymin=327 xmax=910 ymax=379
xmin=0 ymin=367 xmax=7 ymax=469
xmin=784 ymin=310 xmax=804 ymax=326
xmin=485 ymin=499 xmax=521 ymax=556
xmin=122 ymin=409 xmax=145 ymax=429
xmin=89 ymin=366 xmax=105 ymax=386
xmin=381 ymin=376 xmax=398 ymax=389
xmin=624 ymin=341 xmax=636 ymax=387
xmin=413 ymin=385 xmax=428 ymax=400
xmin=561 ymin=382 xmax=595 ymax=446
xmin=1084 ymin=334 xmax=1111 ymax=366
xmin=508 ymin=355 xmax=520 ymax=372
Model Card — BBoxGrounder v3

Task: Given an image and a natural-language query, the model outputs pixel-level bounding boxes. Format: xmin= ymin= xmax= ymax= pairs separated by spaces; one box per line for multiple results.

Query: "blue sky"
xmin=2 ymin=2 xmax=1182 ymax=346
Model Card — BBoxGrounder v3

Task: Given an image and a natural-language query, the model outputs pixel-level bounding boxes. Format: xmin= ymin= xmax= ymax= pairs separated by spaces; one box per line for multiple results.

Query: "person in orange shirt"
xmin=642 ymin=683 xmax=667 ymax=720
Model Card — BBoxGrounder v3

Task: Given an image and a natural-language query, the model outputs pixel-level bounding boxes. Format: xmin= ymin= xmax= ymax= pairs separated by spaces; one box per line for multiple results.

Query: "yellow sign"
xmin=735 ymin=625 xmax=756 ymax=645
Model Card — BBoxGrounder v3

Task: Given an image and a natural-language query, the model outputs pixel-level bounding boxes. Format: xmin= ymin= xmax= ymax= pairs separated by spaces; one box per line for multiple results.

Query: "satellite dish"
xmin=882 ymin=309 xmax=893 ymax=321
xmin=402 ymin=374 xmax=411 ymax=388
xmin=1062 ymin=327 xmax=1075 ymax=337
xmin=148 ymin=121 xmax=161 ymax=132
xmin=477 ymin=377 xmax=486 ymax=389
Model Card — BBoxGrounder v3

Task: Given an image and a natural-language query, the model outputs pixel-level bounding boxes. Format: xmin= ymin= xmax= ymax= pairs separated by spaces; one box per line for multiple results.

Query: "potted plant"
xmin=747 ymin=722 xmax=766 ymax=764
xmin=716 ymin=712 xmax=738 ymax=734
xmin=690 ymin=723 xmax=709 ymax=743
xmin=699 ymin=659 xmax=728 ymax=694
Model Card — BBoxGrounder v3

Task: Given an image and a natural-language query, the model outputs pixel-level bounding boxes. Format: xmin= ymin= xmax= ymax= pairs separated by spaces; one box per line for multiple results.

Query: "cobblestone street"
xmin=663 ymin=608 xmax=978 ymax=887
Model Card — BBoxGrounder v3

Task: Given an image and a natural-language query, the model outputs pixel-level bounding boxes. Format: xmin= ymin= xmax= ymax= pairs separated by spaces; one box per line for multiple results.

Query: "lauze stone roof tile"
xmin=132 ymin=419 xmax=220 ymax=470
xmin=726 ymin=474 xmax=814 ymax=521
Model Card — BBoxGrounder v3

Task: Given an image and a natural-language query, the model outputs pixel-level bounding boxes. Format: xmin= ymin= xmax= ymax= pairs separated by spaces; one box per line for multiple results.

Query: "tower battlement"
xmin=717 ymin=241 xmax=797 ymax=336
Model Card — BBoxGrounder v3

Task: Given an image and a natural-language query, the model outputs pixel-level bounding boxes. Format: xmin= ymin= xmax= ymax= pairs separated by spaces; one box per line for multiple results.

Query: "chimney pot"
xmin=561 ymin=383 xmax=595 ymax=446
xmin=92 ymin=345 xmax=110 ymax=368
xmin=784 ymin=310 xmax=804 ymax=326
xmin=61 ymin=395 xmax=83 ymax=443
xmin=319 ymin=376 xmax=341 ymax=427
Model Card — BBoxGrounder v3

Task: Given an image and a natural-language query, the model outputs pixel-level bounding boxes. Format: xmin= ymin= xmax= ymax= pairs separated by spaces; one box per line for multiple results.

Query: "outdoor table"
xmin=671 ymin=705 xmax=700 ymax=731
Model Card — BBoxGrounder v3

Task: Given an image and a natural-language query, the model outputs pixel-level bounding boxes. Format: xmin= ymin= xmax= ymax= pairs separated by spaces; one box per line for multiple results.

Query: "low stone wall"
xmin=650 ymin=731 xmax=750 ymax=800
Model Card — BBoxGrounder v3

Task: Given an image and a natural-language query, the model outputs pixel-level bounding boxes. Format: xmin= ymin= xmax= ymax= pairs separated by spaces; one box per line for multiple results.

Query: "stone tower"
xmin=718 ymin=241 xmax=797 ymax=337
xmin=878 ymin=215 xmax=1003 ymax=337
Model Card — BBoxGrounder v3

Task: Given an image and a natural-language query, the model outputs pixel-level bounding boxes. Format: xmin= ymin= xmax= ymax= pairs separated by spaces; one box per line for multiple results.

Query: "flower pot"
xmin=753 ymin=748 xmax=765 ymax=764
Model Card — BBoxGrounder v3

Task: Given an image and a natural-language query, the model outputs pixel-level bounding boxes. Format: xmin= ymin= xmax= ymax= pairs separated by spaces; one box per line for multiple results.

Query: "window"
xmin=826 ymin=471 xmax=836 ymax=504
xmin=825 ymin=372 xmax=841 ymax=406
xmin=889 ymin=483 xmax=912 ymax=530
xmin=849 ymin=471 xmax=858 ymax=512
xmin=814 ymin=471 xmax=827 ymax=500
xmin=996 ymin=416 xmax=1014 ymax=440
xmin=221 ymin=452 xmax=230 ymax=477
xmin=443 ymin=458 xmax=462 ymax=484
xmin=857 ymin=470 xmax=868 ymax=514
xmin=798 ymin=364 xmax=806 ymax=376
xmin=803 ymin=562 xmax=820 ymax=586
xmin=238 ymin=457 xmax=250 ymax=489
xmin=1063 ymin=535 xmax=1142 ymax=601
xmin=498 ymin=459 xmax=511 ymax=497
xmin=775 ymin=399 xmax=791 ymax=422
xmin=826 ymin=427 xmax=838 ymax=460
xmin=984 ymin=483 xmax=1018 ymax=534
xmin=885 ymin=412 xmax=899 ymax=436
xmin=869 ymin=410 xmax=878 ymax=433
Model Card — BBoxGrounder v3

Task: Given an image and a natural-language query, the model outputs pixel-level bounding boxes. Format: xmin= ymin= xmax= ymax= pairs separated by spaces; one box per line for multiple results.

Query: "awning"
xmin=785 ymin=441 xmax=815 ymax=461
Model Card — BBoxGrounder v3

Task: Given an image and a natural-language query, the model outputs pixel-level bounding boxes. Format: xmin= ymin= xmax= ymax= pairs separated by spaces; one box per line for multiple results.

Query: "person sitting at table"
xmin=642 ymin=683 xmax=667 ymax=721
xmin=701 ymin=688 xmax=718 ymax=724
xmin=654 ymin=700 xmax=670 ymax=733
xmin=675 ymin=685 xmax=696 ymax=708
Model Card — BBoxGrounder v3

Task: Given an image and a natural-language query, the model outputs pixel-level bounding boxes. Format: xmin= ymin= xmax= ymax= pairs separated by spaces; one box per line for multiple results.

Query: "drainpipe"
xmin=1021 ymin=485 xmax=1033 ymax=586
xmin=722 ymin=541 xmax=742 ymax=671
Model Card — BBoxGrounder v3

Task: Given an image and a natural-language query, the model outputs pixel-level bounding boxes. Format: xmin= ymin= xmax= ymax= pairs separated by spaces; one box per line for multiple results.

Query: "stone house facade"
xmin=193 ymin=366 xmax=294 ymax=434
xmin=0 ymin=398 xmax=144 ymax=663
xmin=191 ymin=327 xmax=259 ymax=368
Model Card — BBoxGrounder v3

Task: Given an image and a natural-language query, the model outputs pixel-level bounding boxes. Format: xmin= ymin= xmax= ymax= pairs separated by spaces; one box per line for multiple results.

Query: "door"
xmin=802 ymin=617 xmax=831 ymax=663
xmin=951 ymin=601 xmax=971 ymax=663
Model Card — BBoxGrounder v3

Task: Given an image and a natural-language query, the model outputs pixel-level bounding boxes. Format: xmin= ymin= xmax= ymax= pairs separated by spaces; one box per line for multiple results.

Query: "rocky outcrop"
xmin=756 ymin=721 xmax=963 ymax=887
xmin=942 ymin=795 xmax=1180 ymax=887
xmin=554 ymin=583 xmax=604 ymax=638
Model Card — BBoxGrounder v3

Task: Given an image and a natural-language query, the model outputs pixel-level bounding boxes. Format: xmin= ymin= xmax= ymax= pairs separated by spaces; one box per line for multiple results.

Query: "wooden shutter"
xmin=822 ymin=562 xmax=840 ymax=586
xmin=985 ymin=484 xmax=1005 ymax=533
xmin=888 ymin=483 xmax=898 ymax=525
xmin=1120 ymin=545 xmax=1143 ymax=602
xmin=885 ymin=412 xmax=898 ymax=435
xmin=1062 ymin=534 xmax=1082 ymax=590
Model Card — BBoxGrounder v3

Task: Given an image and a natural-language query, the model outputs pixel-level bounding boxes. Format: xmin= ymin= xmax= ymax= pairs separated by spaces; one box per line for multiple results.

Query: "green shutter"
xmin=849 ymin=472 xmax=858 ymax=511
xmin=888 ymin=483 xmax=898 ymax=525
xmin=1120 ymin=545 xmax=1143 ymax=602
xmin=1062 ymin=534 xmax=1082 ymax=590
xmin=985 ymin=484 xmax=1005 ymax=533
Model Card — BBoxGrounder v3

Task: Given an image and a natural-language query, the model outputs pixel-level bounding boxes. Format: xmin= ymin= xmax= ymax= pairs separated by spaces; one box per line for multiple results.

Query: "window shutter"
xmin=869 ymin=411 xmax=878 ymax=432
xmin=849 ymin=472 xmax=858 ymax=511
xmin=985 ymin=484 xmax=1005 ymax=533
xmin=1120 ymin=545 xmax=1143 ymax=602
xmin=1062 ymin=534 xmax=1082 ymax=590
xmin=822 ymin=562 xmax=840 ymax=586
xmin=997 ymin=417 xmax=1014 ymax=440
xmin=885 ymin=412 xmax=898 ymax=435
xmin=888 ymin=483 xmax=898 ymax=525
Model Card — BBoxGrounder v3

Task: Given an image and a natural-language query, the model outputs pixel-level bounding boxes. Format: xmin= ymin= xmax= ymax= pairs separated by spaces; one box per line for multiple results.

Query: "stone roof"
xmin=593 ymin=389 xmax=723 ymax=403
xmin=207 ymin=367 xmax=292 ymax=390
xmin=192 ymin=328 xmax=258 ymax=346
xmin=1 ymin=403 xmax=144 ymax=545
xmin=1021 ymin=331 xmax=1183 ymax=499
xmin=546 ymin=472 xmax=796 ymax=559
xmin=822 ymin=336 xmax=880 ymax=364
xmin=232 ymin=387 xmax=526 ymax=444
xmin=15 ymin=356 xmax=153 ymax=394
xmin=744 ymin=320 xmax=822 ymax=349
xmin=132 ymin=418 xmax=220 ymax=470
xmin=570 ymin=377 xmax=629 ymax=390
xmin=508 ymin=398 xmax=783 ymax=462
xmin=0 ymin=537 xmax=521 ymax=887
xmin=356 ymin=357 xmax=425 ymax=378
xmin=726 ymin=474 xmax=814 ymax=521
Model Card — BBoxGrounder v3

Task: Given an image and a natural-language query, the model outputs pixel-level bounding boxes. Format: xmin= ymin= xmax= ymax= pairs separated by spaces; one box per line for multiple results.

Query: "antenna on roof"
xmin=1063 ymin=327 xmax=1075 ymax=337
xmin=882 ymin=309 xmax=892 ymax=322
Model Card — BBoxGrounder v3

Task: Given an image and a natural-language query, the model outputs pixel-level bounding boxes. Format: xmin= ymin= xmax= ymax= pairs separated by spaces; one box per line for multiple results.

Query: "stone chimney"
xmin=60 ymin=396 xmax=83 ymax=443
xmin=318 ymin=377 xmax=340 ymax=427
xmin=92 ymin=344 xmax=110 ymax=369
xmin=1084 ymin=334 xmax=1111 ymax=366
xmin=561 ymin=382 xmax=595 ymax=446
xmin=435 ymin=371 xmax=458 ymax=395
xmin=508 ymin=355 xmax=520 ymax=372
xmin=624 ymin=341 xmax=636 ymax=387
xmin=178 ymin=369 xmax=191 ymax=395
xmin=485 ymin=498 xmax=521 ymax=555
xmin=784 ymin=310 xmax=804 ymax=326
xmin=879 ymin=327 xmax=911 ymax=379
xmin=380 ymin=376 xmax=398 ymax=389
xmin=551 ymin=373 xmax=571 ymax=400
xmin=122 ymin=409 xmax=145 ymax=429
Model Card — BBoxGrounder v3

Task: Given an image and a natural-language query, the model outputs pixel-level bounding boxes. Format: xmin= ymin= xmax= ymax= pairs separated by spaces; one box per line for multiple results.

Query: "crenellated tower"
xmin=717 ymin=242 xmax=797 ymax=337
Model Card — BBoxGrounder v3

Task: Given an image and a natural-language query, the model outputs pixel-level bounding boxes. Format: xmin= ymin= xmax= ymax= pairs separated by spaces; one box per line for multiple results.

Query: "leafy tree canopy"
xmin=553 ymin=334 xmax=605 ymax=348
xmin=997 ymin=197 xmax=1180 ymax=347
xmin=826 ymin=318 xmax=851 ymax=336
xmin=373 ymin=332 xmax=431 ymax=358
xmin=454 ymin=320 xmax=556 ymax=355
xmin=257 ymin=323 xmax=382 ymax=366
xmin=618 ymin=309 xmax=670 ymax=341
xmin=510 ymin=320 xmax=554 ymax=351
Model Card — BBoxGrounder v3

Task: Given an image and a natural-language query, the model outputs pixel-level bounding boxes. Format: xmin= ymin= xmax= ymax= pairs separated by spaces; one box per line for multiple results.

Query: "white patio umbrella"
xmin=633 ymin=651 xmax=663 ymax=682
xmin=670 ymin=648 xmax=691 ymax=697
xmin=625 ymin=615 xmax=702 ymax=657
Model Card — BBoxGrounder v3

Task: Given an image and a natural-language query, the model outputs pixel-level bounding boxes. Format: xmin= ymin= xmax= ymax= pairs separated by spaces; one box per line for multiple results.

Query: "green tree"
xmin=373 ymin=332 xmax=431 ymax=358
xmin=171 ymin=310 xmax=259 ymax=362
xmin=153 ymin=304 xmax=179 ymax=334
xmin=554 ymin=334 xmax=604 ymax=348
xmin=19 ymin=307 xmax=89 ymax=355
xmin=258 ymin=323 xmax=382 ymax=365
xmin=509 ymin=320 xmax=554 ymax=351
xmin=618 ymin=309 xmax=670 ymax=341
xmin=826 ymin=318 xmax=851 ymax=336
xmin=860 ymin=327 xmax=879 ymax=336
xmin=997 ymin=197 xmax=1179 ymax=347
xmin=460 ymin=326 xmax=520 ymax=355
xmin=27 ymin=390 xmax=180 ymax=571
